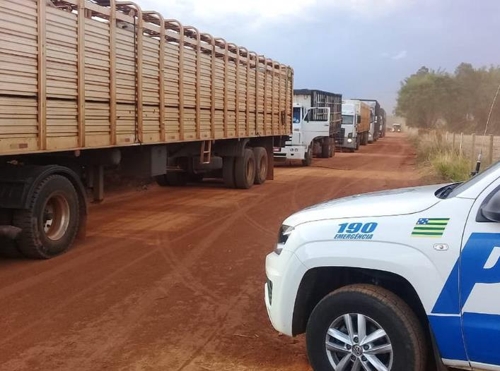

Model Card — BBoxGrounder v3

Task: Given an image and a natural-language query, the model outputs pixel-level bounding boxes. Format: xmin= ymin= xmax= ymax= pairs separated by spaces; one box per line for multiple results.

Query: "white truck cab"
xmin=275 ymin=103 xmax=333 ymax=166
xmin=265 ymin=162 xmax=500 ymax=371
xmin=341 ymin=103 xmax=359 ymax=151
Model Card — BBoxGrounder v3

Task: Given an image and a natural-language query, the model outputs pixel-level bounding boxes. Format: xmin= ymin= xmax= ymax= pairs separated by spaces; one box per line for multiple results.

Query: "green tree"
xmin=395 ymin=63 xmax=500 ymax=134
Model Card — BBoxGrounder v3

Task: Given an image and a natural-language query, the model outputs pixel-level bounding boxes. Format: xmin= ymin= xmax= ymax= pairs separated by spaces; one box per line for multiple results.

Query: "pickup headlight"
xmin=274 ymin=225 xmax=294 ymax=255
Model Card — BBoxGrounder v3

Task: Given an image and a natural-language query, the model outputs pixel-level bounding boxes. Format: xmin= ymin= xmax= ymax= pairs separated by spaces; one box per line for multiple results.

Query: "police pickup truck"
xmin=265 ymin=161 xmax=500 ymax=371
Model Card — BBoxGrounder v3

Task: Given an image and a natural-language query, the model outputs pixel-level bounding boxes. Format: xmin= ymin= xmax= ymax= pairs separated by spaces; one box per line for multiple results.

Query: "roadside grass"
xmin=409 ymin=133 xmax=471 ymax=182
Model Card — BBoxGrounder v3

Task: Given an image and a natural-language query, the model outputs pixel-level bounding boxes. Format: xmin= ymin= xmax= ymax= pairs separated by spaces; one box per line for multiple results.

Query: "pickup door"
xmin=461 ymin=181 xmax=500 ymax=368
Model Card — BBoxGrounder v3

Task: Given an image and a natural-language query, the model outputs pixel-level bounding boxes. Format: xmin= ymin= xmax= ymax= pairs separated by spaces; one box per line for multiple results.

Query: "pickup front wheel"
xmin=306 ymin=284 xmax=426 ymax=371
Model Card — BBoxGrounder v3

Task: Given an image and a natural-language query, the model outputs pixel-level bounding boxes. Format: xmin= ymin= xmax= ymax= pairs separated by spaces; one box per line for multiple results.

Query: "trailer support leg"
xmin=92 ymin=165 xmax=104 ymax=203
xmin=265 ymin=141 xmax=274 ymax=181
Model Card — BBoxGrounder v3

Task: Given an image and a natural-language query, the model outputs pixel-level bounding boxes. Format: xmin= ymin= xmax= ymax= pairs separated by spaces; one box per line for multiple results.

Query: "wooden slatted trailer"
xmin=0 ymin=0 xmax=293 ymax=259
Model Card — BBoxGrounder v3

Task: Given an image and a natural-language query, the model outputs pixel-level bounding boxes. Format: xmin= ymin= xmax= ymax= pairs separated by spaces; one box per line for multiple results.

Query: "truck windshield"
xmin=342 ymin=115 xmax=354 ymax=125
xmin=293 ymin=107 xmax=301 ymax=123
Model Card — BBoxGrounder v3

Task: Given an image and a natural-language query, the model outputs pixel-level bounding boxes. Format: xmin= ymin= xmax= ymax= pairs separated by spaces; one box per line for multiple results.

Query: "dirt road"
xmin=0 ymin=134 xmax=422 ymax=371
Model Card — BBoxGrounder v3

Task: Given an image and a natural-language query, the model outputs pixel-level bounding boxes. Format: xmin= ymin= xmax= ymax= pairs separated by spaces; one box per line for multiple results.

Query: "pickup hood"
xmin=284 ymin=184 xmax=445 ymax=227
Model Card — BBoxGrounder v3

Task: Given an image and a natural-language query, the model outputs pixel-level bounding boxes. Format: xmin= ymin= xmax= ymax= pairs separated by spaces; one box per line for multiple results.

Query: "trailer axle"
xmin=0 ymin=226 xmax=22 ymax=240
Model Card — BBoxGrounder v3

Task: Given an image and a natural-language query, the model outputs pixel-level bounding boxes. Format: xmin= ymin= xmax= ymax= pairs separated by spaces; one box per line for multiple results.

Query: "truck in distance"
xmin=341 ymin=99 xmax=370 ymax=151
xmin=352 ymin=98 xmax=383 ymax=143
xmin=392 ymin=123 xmax=402 ymax=132
xmin=0 ymin=0 xmax=293 ymax=259
xmin=274 ymin=89 xmax=342 ymax=166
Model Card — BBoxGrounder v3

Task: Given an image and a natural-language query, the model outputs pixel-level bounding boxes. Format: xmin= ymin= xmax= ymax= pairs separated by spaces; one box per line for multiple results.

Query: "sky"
xmin=133 ymin=0 xmax=500 ymax=113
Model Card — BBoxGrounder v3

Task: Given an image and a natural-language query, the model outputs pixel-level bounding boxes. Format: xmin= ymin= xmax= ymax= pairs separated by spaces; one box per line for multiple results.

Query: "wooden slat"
xmin=245 ymin=54 xmax=250 ymax=136
xmin=178 ymin=25 xmax=185 ymax=140
xmin=136 ymin=11 xmax=144 ymax=143
xmin=37 ymin=0 xmax=47 ymax=150
xmin=263 ymin=58 xmax=268 ymax=136
xmin=157 ymin=15 xmax=166 ymax=142
xmin=271 ymin=62 xmax=275 ymax=134
xmin=210 ymin=38 xmax=216 ymax=138
xmin=77 ymin=0 xmax=86 ymax=146
xmin=195 ymin=31 xmax=201 ymax=140
xmin=235 ymin=47 xmax=240 ymax=136
xmin=221 ymin=42 xmax=228 ymax=137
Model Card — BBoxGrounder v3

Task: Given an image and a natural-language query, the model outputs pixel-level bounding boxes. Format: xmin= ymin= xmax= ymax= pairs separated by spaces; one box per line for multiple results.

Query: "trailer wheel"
xmin=155 ymin=172 xmax=188 ymax=187
xmin=361 ymin=133 xmax=368 ymax=146
xmin=188 ymin=173 xmax=205 ymax=183
xmin=234 ymin=149 xmax=256 ymax=189
xmin=302 ymin=146 xmax=313 ymax=166
xmin=0 ymin=210 xmax=23 ymax=259
xmin=154 ymin=174 xmax=169 ymax=187
xmin=306 ymin=284 xmax=426 ymax=371
xmin=13 ymin=175 xmax=80 ymax=259
xmin=166 ymin=172 xmax=188 ymax=186
xmin=321 ymin=140 xmax=331 ymax=158
xmin=222 ymin=156 xmax=236 ymax=188
xmin=253 ymin=147 xmax=268 ymax=185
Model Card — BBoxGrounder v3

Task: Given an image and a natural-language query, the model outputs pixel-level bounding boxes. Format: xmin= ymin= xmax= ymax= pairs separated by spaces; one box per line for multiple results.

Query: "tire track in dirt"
xmin=0 ymin=135 xmax=421 ymax=371
xmin=0 ymin=211 xmax=235 ymax=349
xmin=24 ymin=180 xmax=301 ymax=370
xmin=167 ymin=154 xmax=407 ymax=370
xmin=144 ymin=136 xmax=422 ymax=371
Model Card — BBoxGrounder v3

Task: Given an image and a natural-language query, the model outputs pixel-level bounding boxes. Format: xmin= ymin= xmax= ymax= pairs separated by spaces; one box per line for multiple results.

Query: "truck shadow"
xmin=0 ymin=237 xmax=25 ymax=260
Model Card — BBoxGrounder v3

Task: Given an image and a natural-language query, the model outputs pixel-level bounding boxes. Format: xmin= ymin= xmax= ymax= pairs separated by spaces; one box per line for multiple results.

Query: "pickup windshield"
xmin=342 ymin=115 xmax=354 ymax=125
xmin=438 ymin=160 xmax=500 ymax=198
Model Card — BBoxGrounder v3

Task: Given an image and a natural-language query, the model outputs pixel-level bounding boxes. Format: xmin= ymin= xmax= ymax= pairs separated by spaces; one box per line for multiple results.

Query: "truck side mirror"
xmin=357 ymin=116 xmax=361 ymax=124
xmin=481 ymin=191 xmax=500 ymax=222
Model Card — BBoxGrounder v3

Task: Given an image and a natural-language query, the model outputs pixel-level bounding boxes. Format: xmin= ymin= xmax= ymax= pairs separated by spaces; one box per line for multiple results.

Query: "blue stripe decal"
xmin=432 ymin=260 xmax=460 ymax=315
xmin=463 ymin=313 xmax=500 ymax=365
xmin=428 ymin=315 xmax=468 ymax=361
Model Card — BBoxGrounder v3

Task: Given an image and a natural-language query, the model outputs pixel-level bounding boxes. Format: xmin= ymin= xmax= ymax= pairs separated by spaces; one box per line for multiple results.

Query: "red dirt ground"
xmin=0 ymin=133 xmax=422 ymax=371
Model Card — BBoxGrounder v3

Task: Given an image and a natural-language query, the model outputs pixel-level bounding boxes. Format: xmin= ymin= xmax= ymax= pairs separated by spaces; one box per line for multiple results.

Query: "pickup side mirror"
xmin=481 ymin=191 xmax=500 ymax=222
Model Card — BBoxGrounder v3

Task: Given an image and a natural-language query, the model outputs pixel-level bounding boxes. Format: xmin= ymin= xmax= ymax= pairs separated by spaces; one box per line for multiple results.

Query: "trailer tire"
xmin=188 ymin=173 xmax=204 ymax=183
xmin=234 ymin=149 xmax=256 ymax=189
xmin=302 ymin=146 xmax=313 ymax=166
xmin=361 ymin=132 xmax=367 ymax=145
xmin=0 ymin=239 xmax=23 ymax=259
xmin=167 ymin=172 xmax=188 ymax=186
xmin=321 ymin=140 xmax=331 ymax=158
xmin=154 ymin=174 xmax=169 ymax=187
xmin=13 ymin=175 xmax=80 ymax=259
xmin=155 ymin=172 xmax=188 ymax=187
xmin=253 ymin=147 xmax=268 ymax=185
xmin=306 ymin=284 xmax=426 ymax=371
xmin=356 ymin=136 xmax=360 ymax=150
xmin=0 ymin=210 xmax=22 ymax=258
xmin=329 ymin=140 xmax=335 ymax=157
xmin=223 ymin=156 xmax=236 ymax=188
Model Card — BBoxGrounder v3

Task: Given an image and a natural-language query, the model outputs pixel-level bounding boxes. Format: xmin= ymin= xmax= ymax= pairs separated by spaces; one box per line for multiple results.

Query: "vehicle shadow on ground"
xmin=0 ymin=237 xmax=25 ymax=260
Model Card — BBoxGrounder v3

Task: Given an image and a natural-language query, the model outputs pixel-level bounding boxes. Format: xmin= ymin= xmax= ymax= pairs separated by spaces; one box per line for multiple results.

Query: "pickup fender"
xmin=294 ymin=240 xmax=449 ymax=316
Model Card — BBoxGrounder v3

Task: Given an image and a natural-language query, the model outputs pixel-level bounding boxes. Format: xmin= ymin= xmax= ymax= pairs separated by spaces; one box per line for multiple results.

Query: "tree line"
xmin=395 ymin=63 xmax=500 ymax=134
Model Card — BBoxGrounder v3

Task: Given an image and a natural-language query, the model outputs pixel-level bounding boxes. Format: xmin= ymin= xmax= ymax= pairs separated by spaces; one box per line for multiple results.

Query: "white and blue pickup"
xmin=265 ymin=162 xmax=500 ymax=371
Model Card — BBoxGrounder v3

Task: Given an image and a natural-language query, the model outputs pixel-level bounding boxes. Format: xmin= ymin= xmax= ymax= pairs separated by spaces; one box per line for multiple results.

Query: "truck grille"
xmin=266 ymin=278 xmax=273 ymax=305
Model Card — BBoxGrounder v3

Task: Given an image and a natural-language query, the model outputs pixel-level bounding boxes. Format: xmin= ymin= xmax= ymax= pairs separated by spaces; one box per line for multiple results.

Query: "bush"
xmin=431 ymin=152 xmax=471 ymax=182
xmin=410 ymin=131 xmax=470 ymax=182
